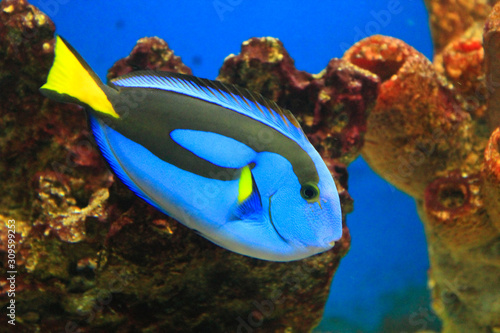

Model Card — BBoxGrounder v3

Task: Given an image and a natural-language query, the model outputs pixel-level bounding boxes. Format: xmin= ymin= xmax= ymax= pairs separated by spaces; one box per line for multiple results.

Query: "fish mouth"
xmin=268 ymin=193 xmax=289 ymax=244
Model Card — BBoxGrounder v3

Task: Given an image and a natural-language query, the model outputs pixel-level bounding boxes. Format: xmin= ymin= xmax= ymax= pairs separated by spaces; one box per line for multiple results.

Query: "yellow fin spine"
xmin=238 ymin=165 xmax=253 ymax=203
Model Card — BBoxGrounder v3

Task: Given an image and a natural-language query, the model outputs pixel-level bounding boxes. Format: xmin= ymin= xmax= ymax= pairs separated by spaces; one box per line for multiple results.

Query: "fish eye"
xmin=300 ymin=183 xmax=320 ymax=202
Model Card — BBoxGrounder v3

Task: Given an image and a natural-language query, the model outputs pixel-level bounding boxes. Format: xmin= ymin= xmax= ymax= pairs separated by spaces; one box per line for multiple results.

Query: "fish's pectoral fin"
xmin=228 ymin=165 xmax=263 ymax=221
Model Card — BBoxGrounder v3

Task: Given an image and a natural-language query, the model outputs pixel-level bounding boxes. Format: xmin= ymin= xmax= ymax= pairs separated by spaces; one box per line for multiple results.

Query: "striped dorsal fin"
xmin=109 ymin=70 xmax=308 ymax=145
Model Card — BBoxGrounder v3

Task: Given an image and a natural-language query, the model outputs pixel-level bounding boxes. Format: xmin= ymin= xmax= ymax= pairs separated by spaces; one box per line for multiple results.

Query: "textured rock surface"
xmin=424 ymin=0 xmax=497 ymax=53
xmin=0 ymin=1 xmax=375 ymax=332
xmin=484 ymin=3 xmax=500 ymax=130
xmin=344 ymin=36 xmax=474 ymax=199
xmin=344 ymin=7 xmax=500 ymax=333
xmin=483 ymin=128 xmax=500 ymax=231
xmin=106 ymin=36 xmax=192 ymax=80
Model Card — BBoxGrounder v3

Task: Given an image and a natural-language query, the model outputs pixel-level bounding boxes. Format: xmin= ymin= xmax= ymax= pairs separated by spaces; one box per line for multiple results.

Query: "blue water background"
xmin=38 ymin=0 xmax=434 ymax=331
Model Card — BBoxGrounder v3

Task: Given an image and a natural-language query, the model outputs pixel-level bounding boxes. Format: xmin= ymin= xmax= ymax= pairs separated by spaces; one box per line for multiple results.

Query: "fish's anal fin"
xmin=40 ymin=36 xmax=119 ymax=119
xmin=230 ymin=166 xmax=263 ymax=221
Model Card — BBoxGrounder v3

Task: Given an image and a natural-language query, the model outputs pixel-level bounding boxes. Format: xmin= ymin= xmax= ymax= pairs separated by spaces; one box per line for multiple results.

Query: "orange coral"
xmin=424 ymin=0 xmax=495 ymax=53
xmin=435 ymin=38 xmax=485 ymax=100
xmin=423 ymin=172 xmax=497 ymax=250
xmin=345 ymin=4 xmax=500 ymax=332
xmin=344 ymin=36 xmax=473 ymax=199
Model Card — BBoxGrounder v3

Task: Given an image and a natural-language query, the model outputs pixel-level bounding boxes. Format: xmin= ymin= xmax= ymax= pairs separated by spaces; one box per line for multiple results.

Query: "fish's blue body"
xmin=40 ymin=36 xmax=342 ymax=261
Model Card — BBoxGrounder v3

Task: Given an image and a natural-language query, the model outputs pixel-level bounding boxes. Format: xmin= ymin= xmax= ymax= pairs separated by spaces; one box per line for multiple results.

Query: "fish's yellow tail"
xmin=40 ymin=36 xmax=119 ymax=118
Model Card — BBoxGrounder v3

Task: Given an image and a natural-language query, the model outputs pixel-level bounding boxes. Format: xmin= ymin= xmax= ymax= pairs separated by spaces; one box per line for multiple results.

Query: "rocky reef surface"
xmin=1 ymin=0 xmax=499 ymax=332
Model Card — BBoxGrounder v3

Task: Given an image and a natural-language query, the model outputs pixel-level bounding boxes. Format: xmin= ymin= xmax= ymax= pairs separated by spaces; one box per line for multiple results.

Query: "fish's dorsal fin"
xmin=109 ymin=70 xmax=308 ymax=145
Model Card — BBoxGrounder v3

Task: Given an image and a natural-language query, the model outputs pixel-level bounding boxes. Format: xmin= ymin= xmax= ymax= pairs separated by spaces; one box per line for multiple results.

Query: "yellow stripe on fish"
xmin=238 ymin=165 xmax=253 ymax=203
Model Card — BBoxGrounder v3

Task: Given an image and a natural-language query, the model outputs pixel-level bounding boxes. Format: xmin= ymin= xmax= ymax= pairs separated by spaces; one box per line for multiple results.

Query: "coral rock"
xmin=434 ymin=37 xmax=485 ymax=108
xmin=352 ymin=8 xmax=500 ymax=333
xmin=309 ymin=59 xmax=378 ymax=166
xmin=424 ymin=0 xmax=495 ymax=53
xmin=425 ymin=234 xmax=500 ymax=333
xmin=32 ymin=172 xmax=109 ymax=243
xmin=107 ymin=36 xmax=192 ymax=80
xmin=423 ymin=171 xmax=497 ymax=250
xmin=483 ymin=127 xmax=500 ymax=231
xmin=484 ymin=3 xmax=500 ymax=130
xmin=345 ymin=35 xmax=473 ymax=199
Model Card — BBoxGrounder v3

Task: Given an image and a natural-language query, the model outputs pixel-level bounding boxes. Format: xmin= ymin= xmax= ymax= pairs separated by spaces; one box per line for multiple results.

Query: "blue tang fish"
xmin=40 ymin=36 xmax=342 ymax=261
